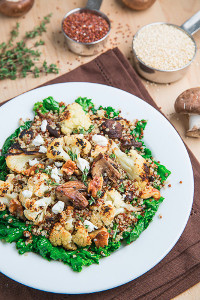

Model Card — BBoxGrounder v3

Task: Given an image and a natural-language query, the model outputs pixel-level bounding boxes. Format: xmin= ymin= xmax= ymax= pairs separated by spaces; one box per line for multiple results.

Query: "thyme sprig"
xmin=0 ymin=14 xmax=59 ymax=80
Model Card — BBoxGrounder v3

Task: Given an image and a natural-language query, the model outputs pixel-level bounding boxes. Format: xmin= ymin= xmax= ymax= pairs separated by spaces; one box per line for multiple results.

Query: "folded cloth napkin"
xmin=0 ymin=48 xmax=199 ymax=300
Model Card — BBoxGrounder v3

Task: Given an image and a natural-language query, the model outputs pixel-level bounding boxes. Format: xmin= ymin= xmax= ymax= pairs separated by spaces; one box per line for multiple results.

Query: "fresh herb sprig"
xmin=0 ymin=14 xmax=59 ymax=80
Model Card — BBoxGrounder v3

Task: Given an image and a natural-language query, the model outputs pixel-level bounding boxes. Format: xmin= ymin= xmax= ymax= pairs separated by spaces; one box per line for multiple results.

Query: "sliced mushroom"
xmin=56 ymin=181 xmax=88 ymax=209
xmin=91 ymin=154 xmax=121 ymax=182
xmin=120 ymin=135 xmax=143 ymax=151
xmin=47 ymin=125 xmax=60 ymax=138
xmin=101 ymin=119 xmax=122 ymax=139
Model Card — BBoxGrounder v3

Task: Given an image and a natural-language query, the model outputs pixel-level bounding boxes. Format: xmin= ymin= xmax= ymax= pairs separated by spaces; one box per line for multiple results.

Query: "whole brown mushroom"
xmin=122 ymin=0 xmax=156 ymax=10
xmin=0 ymin=0 xmax=34 ymax=17
xmin=174 ymin=87 xmax=200 ymax=137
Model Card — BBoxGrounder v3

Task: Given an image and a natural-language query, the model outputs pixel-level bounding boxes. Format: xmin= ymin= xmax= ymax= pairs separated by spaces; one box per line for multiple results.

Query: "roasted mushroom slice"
xmin=120 ymin=135 xmax=143 ymax=151
xmin=56 ymin=181 xmax=88 ymax=209
xmin=101 ymin=119 xmax=122 ymax=139
xmin=91 ymin=154 xmax=121 ymax=182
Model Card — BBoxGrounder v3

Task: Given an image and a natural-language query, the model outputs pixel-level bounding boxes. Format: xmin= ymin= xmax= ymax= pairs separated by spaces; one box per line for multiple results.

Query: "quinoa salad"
xmin=0 ymin=96 xmax=171 ymax=272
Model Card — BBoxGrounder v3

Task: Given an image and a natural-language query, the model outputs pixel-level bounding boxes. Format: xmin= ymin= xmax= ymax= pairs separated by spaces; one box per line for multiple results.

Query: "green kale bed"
xmin=0 ymin=96 xmax=171 ymax=272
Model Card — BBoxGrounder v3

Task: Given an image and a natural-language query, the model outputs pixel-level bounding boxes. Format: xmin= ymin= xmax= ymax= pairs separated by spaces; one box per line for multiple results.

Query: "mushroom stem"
xmin=188 ymin=115 xmax=200 ymax=131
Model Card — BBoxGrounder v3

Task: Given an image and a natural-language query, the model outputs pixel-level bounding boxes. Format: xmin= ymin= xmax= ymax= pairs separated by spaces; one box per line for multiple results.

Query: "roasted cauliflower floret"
xmin=64 ymin=134 xmax=91 ymax=156
xmin=60 ymin=103 xmax=92 ymax=134
xmin=60 ymin=206 xmax=75 ymax=232
xmin=112 ymin=142 xmax=146 ymax=182
xmin=27 ymin=173 xmax=51 ymax=198
xmin=105 ymin=189 xmax=136 ymax=215
xmin=90 ymin=200 xmax=115 ymax=227
xmin=140 ymin=185 xmax=161 ymax=200
xmin=47 ymin=137 xmax=70 ymax=161
xmin=6 ymin=153 xmax=42 ymax=174
xmin=0 ymin=175 xmax=16 ymax=210
xmin=49 ymin=223 xmax=77 ymax=250
xmin=91 ymin=145 xmax=108 ymax=158
xmin=72 ymin=221 xmax=91 ymax=247
xmin=23 ymin=197 xmax=53 ymax=224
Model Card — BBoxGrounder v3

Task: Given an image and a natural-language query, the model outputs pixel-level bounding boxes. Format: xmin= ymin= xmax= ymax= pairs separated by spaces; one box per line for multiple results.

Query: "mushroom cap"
xmin=174 ymin=88 xmax=200 ymax=114
xmin=187 ymin=128 xmax=200 ymax=138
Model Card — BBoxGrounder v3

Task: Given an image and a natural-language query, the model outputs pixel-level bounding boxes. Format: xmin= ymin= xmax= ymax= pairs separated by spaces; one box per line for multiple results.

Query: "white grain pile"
xmin=133 ymin=24 xmax=195 ymax=71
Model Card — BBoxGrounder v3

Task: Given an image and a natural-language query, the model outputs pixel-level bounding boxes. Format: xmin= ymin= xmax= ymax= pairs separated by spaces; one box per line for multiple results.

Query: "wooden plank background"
xmin=0 ymin=0 xmax=200 ymax=298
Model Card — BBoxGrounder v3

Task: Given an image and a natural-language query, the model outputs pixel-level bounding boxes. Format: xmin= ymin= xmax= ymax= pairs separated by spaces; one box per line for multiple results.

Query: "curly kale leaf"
xmin=155 ymin=162 xmax=171 ymax=183
xmin=131 ymin=119 xmax=147 ymax=140
xmin=98 ymin=105 xmax=119 ymax=119
xmin=75 ymin=97 xmax=96 ymax=113
xmin=123 ymin=197 xmax=164 ymax=244
xmin=0 ymin=210 xmax=120 ymax=272
xmin=33 ymin=96 xmax=64 ymax=115
xmin=0 ymin=120 xmax=32 ymax=181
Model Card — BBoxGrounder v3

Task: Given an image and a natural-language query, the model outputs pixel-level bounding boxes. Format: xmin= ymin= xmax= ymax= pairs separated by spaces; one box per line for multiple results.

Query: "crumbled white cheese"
xmin=78 ymin=134 xmax=84 ymax=138
xmin=84 ymin=220 xmax=98 ymax=232
xmin=76 ymin=157 xmax=90 ymax=172
xmin=29 ymin=158 xmax=39 ymax=166
xmin=92 ymin=134 xmax=108 ymax=147
xmin=54 ymin=161 xmax=63 ymax=167
xmin=40 ymin=120 xmax=48 ymax=132
xmin=39 ymin=146 xmax=47 ymax=153
xmin=32 ymin=134 xmax=44 ymax=146
xmin=52 ymin=201 xmax=65 ymax=214
xmin=35 ymin=197 xmax=52 ymax=207
xmin=22 ymin=190 xmax=32 ymax=198
xmin=51 ymin=167 xmax=61 ymax=183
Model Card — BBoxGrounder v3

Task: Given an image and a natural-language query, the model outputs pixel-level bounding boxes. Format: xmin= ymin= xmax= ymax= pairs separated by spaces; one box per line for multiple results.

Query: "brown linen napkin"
xmin=0 ymin=48 xmax=199 ymax=300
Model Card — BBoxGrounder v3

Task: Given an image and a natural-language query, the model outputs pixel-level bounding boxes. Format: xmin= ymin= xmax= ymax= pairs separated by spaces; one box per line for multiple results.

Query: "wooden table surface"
xmin=0 ymin=0 xmax=200 ymax=298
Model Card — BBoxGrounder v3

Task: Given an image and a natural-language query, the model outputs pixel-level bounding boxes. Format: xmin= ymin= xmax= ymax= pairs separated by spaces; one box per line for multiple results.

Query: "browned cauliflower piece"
xmin=49 ymin=223 xmax=77 ymax=250
xmin=47 ymin=137 xmax=70 ymax=161
xmin=60 ymin=103 xmax=92 ymax=134
xmin=72 ymin=221 xmax=91 ymax=247
xmin=60 ymin=206 xmax=75 ymax=232
xmin=90 ymin=200 xmax=115 ymax=227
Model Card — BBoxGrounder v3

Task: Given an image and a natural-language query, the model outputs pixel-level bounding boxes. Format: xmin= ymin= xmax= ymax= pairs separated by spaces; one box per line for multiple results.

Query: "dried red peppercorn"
xmin=62 ymin=11 xmax=109 ymax=43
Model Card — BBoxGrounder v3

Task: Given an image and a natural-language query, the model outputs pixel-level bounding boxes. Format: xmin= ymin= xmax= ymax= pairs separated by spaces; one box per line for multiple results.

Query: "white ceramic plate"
xmin=0 ymin=82 xmax=194 ymax=294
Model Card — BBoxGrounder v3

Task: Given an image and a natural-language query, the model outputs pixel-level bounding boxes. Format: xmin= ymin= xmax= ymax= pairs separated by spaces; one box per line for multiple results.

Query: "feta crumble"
xmin=40 ymin=120 xmax=48 ymax=132
xmin=84 ymin=220 xmax=98 ymax=232
xmin=52 ymin=201 xmax=65 ymax=214
xmin=32 ymin=134 xmax=44 ymax=146
xmin=76 ymin=157 xmax=90 ymax=172
xmin=22 ymin=190 xmax=32 ymax=198
xmin=29 ymin=158 xmax=38 ymax=166
xmin=51 ymin=167 xmax=61 ymax=183
xmin=54 ymin=161 xmax=63 ymax=167
xmin=92 ymin=134 xmax=108 ymax=147
xmin=39 ymin=146 xmax=47 ymax=153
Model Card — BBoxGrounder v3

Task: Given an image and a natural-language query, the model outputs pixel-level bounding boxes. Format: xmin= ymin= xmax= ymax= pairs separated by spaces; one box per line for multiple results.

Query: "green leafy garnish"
xmin=45 ymin=179 xmax=59 ymax=186
xmin=155 ymin=162 xmax=171 ymax=183
xmin=75 ymin=97 xmax=96 ymax=113
xmin=123 ymin=197 xmax=164 ymax=244
xmin=82 ymin=168 xmax=89 ymax=185
xmin=33 ymin=96 xmax=63 ymax=115
xmin=131 ymin=120 xmax=147 ymax=140
xmin=96 ymin=190 xmax=102 ymax=198
xmin=109 ymin=153 xmax=116 ymax=159
xmin=88 ymin=196 xmax=95 ymax=205
xmin=118 ymin=183 xmax=125 ymax=193
xmin=98 ymin=105 xmax=119 ymax=119
xmin=112 ymin=224 xmax=118 ymax=240
xmin=68 ymin=150 xmax=77 ymax=161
